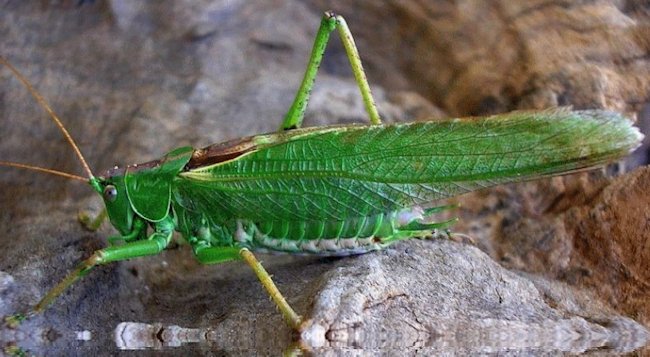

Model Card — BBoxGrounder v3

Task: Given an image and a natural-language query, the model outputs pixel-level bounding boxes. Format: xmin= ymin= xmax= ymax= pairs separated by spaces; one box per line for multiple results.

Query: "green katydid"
xmin=0 ymin=11 xmax=644 ymax=331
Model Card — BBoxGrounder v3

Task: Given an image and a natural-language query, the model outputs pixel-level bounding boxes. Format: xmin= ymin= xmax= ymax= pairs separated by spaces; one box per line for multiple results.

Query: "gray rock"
xmin=302 ymin=240 xmax=649 ymax=353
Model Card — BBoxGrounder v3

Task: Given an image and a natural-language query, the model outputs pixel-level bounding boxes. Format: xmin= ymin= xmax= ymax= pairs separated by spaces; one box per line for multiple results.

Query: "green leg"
xmin=423 ymin=203 xmax=460 ymax=215
xmin=194 ymin=245 xmax=242 ymax=264
xmin=108 ymin=219 xmax=146 ymax=246
xmin=280 ymin=11 xmax=381 ymax=130
xmin=6 ymin=232 xmax=171 ymax=327
xmin=194 ymin=245 xmax=302 ymax=330
xmin=401 ymin=217 xmax=459 ymax=232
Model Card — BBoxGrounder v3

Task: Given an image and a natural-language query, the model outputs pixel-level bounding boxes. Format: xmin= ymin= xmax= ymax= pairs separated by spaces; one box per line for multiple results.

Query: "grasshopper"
xmin=0 ymin=11 xmax=643 ymax=331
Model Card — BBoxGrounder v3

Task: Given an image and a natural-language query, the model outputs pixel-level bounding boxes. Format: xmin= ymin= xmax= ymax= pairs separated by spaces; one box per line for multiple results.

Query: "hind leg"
xmin=280 ymin=11 xmax=381 ymax=130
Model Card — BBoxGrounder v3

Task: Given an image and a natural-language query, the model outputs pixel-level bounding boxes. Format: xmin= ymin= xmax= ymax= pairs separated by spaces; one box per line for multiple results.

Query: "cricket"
xmin=0 ymin=11 xmax=643 ymax=331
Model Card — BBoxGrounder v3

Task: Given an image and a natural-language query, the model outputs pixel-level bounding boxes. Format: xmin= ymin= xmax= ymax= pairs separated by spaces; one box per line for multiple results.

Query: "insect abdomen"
xmin=256 ymin=213 xmax=388 ymax=240
xmin=233 ymin=206 xmax=451 ymax=255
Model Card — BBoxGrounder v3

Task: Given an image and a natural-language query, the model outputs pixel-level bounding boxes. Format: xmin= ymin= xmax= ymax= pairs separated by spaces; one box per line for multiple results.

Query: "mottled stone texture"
xmin=0 ymin=0 xmax=648 ymax=355
xmin=311 ymin=0 xmax=650 ymax=116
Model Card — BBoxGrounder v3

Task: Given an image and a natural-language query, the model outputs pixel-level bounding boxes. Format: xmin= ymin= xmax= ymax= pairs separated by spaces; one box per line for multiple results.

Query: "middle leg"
xmin=193 ymin=245 xmax=302 ymax=330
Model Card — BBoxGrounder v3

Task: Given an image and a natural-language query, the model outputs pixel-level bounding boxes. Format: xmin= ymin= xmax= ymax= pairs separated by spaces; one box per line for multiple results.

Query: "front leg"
xmin=6 ymin=221 xmax=173 ymax=327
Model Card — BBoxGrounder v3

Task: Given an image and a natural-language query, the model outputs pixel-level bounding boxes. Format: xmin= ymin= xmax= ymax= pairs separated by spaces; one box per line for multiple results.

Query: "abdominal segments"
xmin=232 ymin=207 xmax=428 ymax=255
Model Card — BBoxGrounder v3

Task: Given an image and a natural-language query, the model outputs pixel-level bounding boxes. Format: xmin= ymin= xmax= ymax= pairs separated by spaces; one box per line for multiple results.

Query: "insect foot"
xmin=4 ymin=344 xmax=26 ymax=357
xmin=4 ymin=314 xmax=25 ymax=329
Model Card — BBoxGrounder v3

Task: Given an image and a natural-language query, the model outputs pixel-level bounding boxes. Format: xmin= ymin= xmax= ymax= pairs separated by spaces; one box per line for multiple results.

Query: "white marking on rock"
xmin=76 ymin=330 xmax=92 ymax=341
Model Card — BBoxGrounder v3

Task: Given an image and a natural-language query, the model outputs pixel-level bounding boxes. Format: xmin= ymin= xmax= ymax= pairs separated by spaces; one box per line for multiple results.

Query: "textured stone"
xmin=311 ymin=0 xmax=650 ymax=117
xmin=301 ymin=240 xmax=649 ymax=353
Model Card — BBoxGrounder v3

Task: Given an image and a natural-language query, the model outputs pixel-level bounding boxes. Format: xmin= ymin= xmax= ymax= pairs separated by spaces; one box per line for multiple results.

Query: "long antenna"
xmin=0 ymin=56 xmax=95 ymax=179
xmin=0 ymin=161 xmax=87 ymax=182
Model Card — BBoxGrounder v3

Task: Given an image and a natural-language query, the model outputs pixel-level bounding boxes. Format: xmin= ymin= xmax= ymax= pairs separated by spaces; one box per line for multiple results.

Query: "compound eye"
xmin=103 ymin=185 xmax=118 ymax=202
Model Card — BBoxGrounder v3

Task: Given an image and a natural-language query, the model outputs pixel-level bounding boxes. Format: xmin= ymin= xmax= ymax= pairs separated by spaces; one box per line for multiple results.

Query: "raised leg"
xmin=6 ymin=232 xmax=171 ymax=327
xmin=280 ymin=11 xmax=381 ymax=130
xmin=193 ymin=245 xmax=302 ymax=330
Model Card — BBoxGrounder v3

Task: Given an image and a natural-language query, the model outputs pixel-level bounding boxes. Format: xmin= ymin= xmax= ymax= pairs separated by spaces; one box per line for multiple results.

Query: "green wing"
xmin=175 ymin=109 xmax=642 ymax=222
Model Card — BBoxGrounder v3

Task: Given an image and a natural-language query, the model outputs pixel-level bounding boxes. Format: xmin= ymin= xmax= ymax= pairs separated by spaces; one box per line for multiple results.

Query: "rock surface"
xmin=300 ymin=240 xmax=648 ymax=353
xmin=0 ymin=0 xmax=648 ymax=355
